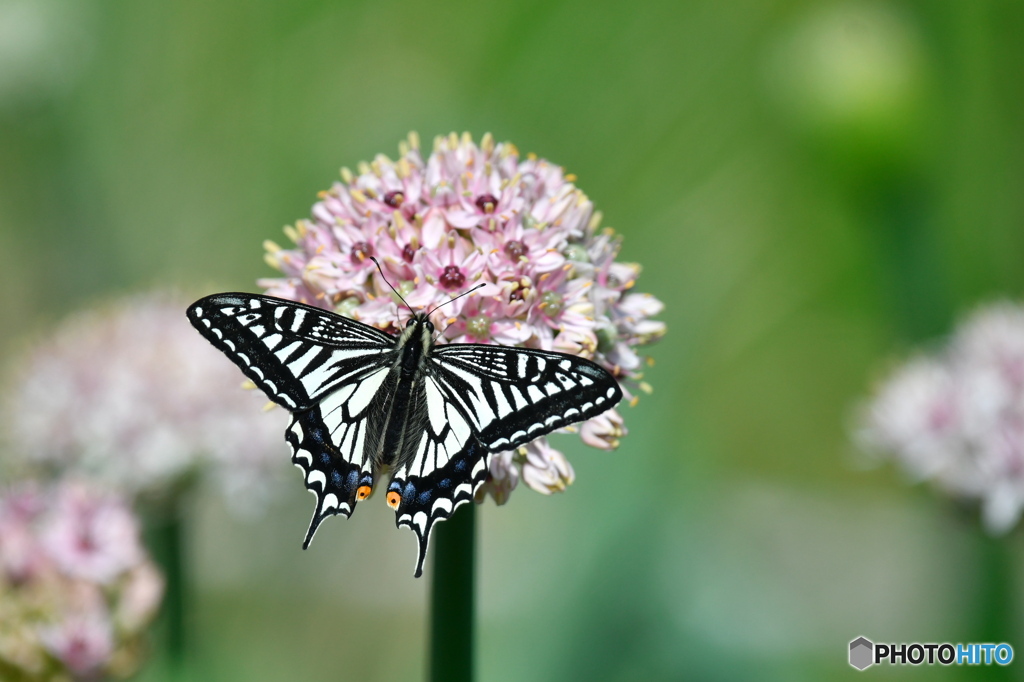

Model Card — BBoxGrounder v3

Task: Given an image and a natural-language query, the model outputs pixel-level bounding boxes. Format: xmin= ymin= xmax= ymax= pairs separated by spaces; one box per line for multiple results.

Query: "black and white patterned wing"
xmin=187 ymin=293 xmax=398 ymax=544
xmin=288 ymin=360 xmax=393 ymax=547
xmin=388 ymin=410 xmax=489 ymax=577
xmin=186 ymin=293 xmax=396 ymax=411
xmin=431 ymin=345 xmax=623 ymax=451
xmin=388 ymin=345 xmax=622 ymax=576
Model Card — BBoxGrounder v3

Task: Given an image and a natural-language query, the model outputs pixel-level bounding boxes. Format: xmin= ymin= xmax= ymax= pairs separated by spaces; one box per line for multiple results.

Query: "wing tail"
xmin=390 ymin=436 xmax=490 ymax=577
xmin=287 ymin=410 xmax=373 ymax=549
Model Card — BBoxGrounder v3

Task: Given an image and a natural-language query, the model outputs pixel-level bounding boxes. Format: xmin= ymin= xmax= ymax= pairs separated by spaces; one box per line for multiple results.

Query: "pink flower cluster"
xmin=857 ymin=302 xmax=1024 ymax=532
xmin=3 ymin=292 xmax=289 ymax=514
xmin=0 ymin=482 xmax=163 ymax=681
xmin=260 ymin=132 xmax=665 ymax=502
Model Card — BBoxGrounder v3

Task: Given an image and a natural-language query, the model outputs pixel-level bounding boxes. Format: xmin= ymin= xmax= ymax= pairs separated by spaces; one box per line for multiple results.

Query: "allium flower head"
xmin=260 ymin=132 xmax=665 ymax=501
xmin=857 ymin=302 xmax=1024 ymax=533
xmin=2 ymin=292 xmax=289 ymax=513
xmin=0 ymin=481 xmax=163 ymax=681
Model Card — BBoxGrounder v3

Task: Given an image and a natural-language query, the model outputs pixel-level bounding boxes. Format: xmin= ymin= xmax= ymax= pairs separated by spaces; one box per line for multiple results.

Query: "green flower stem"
xmin=975 ymin=530 xmax=1014 ymax=680
xmin=429 ymin=503 xmax=476 ymax=682
xmin=147 ymin=500 xmax=189 ymax=677
xmin=862 ymin=179 xmax=949 ymax=341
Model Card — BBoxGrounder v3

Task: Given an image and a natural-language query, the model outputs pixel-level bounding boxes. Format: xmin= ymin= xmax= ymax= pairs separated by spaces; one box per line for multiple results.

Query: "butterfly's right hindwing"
xmin=187 ymin=293 xmax=396 ymax=410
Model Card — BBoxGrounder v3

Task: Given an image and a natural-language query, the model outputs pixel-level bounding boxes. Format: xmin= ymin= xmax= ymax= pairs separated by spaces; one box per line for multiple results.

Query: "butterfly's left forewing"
xmin=389 ymin=344 xmax=623 ymax=576
xmin=187 ymin=293 xmax=396 ymax=411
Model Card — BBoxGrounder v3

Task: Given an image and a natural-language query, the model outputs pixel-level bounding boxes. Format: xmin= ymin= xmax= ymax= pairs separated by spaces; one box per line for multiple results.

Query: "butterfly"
xmin=186 ymin=289 xmax=623 ymax=576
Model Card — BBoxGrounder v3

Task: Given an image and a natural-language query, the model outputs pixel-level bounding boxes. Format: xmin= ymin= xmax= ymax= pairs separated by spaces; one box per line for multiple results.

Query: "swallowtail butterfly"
xmin=187 ymin=291 xmax=622 ymax=576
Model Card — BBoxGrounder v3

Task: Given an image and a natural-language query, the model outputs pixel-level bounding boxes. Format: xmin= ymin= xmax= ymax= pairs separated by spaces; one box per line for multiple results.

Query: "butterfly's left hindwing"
xmin=288 ymin=408 xmax=371 ymax=547
xmin=287 ymin=364 xmax=393 ymax=547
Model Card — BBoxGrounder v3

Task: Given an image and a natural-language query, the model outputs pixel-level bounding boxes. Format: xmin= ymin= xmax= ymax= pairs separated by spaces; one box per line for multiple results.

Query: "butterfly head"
xmin=396 ymin=313 xmax=437 ymax=355
xmin=406 ymin=314 xmax=434 ymax=333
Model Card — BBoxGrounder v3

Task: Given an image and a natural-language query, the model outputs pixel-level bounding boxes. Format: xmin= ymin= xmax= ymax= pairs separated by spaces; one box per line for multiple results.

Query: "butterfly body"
xmin=366 ymin=315 xmax=433 ymax=471
xmin=187 ymin=293 xmax=622 ymax=576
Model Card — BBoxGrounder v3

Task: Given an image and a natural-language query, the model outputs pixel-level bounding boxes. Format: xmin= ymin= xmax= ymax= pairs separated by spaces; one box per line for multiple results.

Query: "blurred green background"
xmin=2 ymin=0 xmax=1023 ymax=680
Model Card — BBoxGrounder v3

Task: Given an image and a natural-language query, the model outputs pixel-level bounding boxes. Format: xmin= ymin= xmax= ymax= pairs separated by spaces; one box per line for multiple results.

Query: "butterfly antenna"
xmin=369 ymin=257 xmax=413 ymax=316
xmin=426 ymin=282 xmax=486 ymax=318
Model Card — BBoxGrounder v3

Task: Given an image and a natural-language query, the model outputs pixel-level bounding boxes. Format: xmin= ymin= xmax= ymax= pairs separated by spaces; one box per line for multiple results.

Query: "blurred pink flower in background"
xmin=0 ymin=481 xmax=163 ymax=681
xmin=2 ymin=292 xmax=290 ymax=515
xmin=260 ymin=132 xmax=665 ymax=503
xmin=857 ymin=302 xmax=1024 ymax=533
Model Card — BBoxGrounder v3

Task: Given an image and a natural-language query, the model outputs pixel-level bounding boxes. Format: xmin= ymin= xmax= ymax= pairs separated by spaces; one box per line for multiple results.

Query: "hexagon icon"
xmin=849 ymin=637 xmax=874 ymax=670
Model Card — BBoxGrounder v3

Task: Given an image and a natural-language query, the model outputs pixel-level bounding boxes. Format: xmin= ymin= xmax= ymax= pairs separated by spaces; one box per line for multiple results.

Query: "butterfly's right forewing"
xmin=429 ymin=344 xmax=623 ymax=451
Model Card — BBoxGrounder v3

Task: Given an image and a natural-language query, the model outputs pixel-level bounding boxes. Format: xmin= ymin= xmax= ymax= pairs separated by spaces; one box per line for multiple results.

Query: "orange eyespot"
xmin=386 ymin=491 xmax=402 ymax=509
xmin=356 ymin=485 xmax=372 ymax=501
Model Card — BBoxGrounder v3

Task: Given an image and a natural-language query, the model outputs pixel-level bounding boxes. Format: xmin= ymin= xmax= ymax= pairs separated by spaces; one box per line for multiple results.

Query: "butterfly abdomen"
xmin=365 ymin=366 xmax=429 ymax=470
